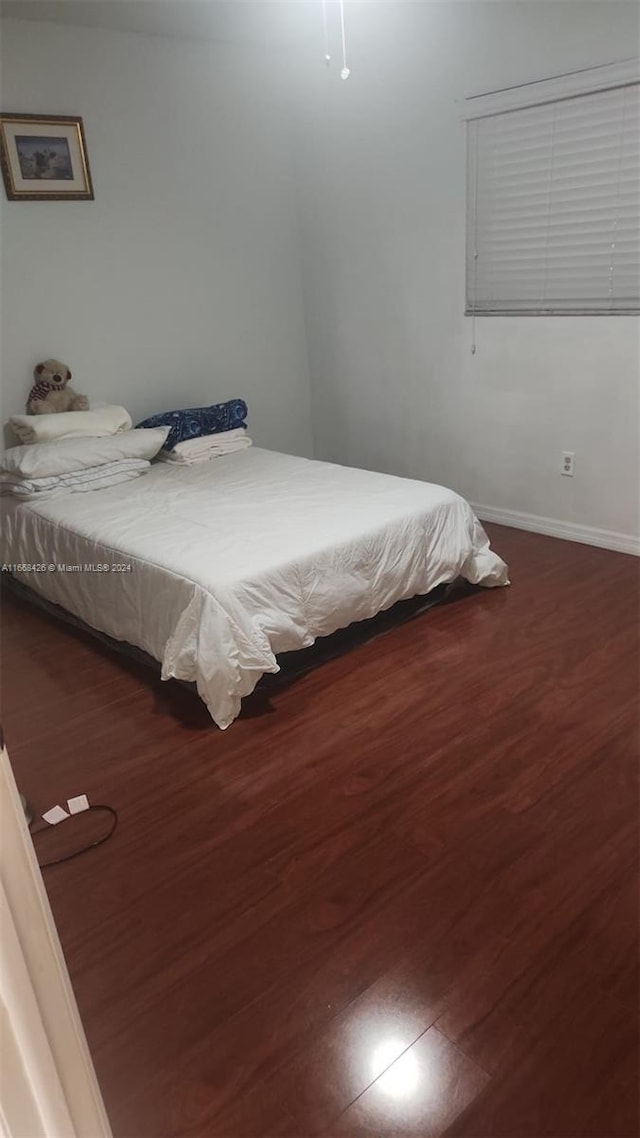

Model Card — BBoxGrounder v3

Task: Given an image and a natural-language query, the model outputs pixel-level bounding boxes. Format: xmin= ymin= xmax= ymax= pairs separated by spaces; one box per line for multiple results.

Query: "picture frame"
xmin=0 ymin=113 xmax=94 ymax=201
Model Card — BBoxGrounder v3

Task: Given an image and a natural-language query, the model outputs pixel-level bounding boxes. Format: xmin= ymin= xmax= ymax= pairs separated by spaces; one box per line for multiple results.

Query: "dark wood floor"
xmin=1 ymin=524 xmax=638 ymax=1138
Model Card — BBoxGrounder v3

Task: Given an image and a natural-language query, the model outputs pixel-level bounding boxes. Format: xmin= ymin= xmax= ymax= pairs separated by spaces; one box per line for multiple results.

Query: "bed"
xmin=0 ymin=447 xmax=508 ymax=727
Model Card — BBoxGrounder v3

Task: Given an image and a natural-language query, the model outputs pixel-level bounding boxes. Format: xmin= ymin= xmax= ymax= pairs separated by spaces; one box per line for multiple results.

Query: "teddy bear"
xmin=26 ymin=360 xmax=89 ymax=415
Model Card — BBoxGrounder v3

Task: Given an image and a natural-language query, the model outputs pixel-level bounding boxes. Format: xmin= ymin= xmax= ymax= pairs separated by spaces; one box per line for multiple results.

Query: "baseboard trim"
xmin=472 ymin=503 xmax=640 ymax=557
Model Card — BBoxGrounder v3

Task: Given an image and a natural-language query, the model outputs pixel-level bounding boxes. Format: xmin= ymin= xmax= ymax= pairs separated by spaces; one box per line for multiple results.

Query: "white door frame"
xmin=0 ymin=742 xmax=112 ymax=1137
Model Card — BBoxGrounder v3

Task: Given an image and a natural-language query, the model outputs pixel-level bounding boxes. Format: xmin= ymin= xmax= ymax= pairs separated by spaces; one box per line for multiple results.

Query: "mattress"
xmin=0 ymin=448 xmax=508 ymax=728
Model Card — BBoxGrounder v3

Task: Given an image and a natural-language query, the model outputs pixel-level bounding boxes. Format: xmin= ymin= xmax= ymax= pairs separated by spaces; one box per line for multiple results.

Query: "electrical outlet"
xmin=561 ymin=451 xmax=575 ymax=477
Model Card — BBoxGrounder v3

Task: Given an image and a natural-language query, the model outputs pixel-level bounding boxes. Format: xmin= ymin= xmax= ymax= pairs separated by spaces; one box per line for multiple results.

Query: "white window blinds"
xmin=466 ymin=66 xmax=640 ymax=315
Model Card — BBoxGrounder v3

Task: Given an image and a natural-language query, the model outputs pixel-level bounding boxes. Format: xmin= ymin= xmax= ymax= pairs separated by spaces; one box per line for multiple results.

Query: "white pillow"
xmin=9 ymin=403 xmax=132 ymax=445
xmin=0 ymin=427 xmax=169 ymax=479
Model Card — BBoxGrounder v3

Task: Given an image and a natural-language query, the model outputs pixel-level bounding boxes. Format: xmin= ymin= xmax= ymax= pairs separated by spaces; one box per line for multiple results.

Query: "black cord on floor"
xmin=30 ymin=805 xmax=118 ymax=868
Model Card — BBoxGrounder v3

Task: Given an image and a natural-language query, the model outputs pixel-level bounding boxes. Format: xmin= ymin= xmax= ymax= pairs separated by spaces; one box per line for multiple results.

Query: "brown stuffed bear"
xmin=26 ymin=360 xmax=89 ymax=415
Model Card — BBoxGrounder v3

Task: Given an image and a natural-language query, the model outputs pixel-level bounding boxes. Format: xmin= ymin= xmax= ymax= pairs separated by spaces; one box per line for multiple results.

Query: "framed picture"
xmin=0 ymin=114 xmax=94 ymax=201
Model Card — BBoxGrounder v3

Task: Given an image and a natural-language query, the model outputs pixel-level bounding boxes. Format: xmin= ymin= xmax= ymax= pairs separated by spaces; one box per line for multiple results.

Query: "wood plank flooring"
xmin=1 ymin=524 xmax=638 ymax=1138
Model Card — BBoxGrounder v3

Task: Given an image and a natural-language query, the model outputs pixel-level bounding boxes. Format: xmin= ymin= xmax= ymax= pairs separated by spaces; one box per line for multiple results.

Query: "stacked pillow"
xmin=9 ymin=403 xmax=132 ymax=444
xmin=2 ymin=397 xmax=252 ymax=495
xmin=0 ymin=428 xmax=168 ymax=500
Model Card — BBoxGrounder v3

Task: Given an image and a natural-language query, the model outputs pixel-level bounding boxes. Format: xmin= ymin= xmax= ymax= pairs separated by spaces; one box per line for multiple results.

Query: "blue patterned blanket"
xmin=137 ymin=399 xmax=247 ymax=451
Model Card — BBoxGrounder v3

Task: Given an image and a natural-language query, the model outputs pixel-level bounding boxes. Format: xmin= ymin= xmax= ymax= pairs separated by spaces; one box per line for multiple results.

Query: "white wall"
xmin=0 ymin=17 xmax=313 ymax=455
xmin=2 ymin=5 xmax=638 ymax=546
xmin=293 ymin=1 xmax=640 ymax=543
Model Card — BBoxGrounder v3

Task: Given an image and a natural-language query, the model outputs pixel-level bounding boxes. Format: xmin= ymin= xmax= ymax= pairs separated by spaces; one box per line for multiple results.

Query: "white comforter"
xmin=0 ymin=458 xmax=150 ymax=498
xmin=0 ymin=448 xmax=508 ymax=728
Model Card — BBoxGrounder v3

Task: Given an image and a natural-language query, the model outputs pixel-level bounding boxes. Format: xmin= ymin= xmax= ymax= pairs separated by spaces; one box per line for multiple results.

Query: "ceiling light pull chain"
xmin=339 ymin=0 xmax=350 ymax=80
xmin=322 ymin=0 xmax=331 ymax=67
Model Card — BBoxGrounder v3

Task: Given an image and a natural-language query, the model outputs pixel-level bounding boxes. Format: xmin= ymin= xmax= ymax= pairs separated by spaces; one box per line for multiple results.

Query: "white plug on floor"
xmin=67 ymin=794 xmax=90 ymax=814
xmin=42 ymin=795 xmax=90 ymax=824
xmin=42 ymin=805 xmax=70 ymax=825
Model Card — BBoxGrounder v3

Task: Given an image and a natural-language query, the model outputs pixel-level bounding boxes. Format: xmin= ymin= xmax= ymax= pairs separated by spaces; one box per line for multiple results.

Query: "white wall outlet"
xmin=561 ymin=451 xmax=575 ymax=477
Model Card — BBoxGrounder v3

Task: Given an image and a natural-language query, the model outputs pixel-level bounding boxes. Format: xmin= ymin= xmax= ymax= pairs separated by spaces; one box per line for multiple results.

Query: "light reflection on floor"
xmin=370 ymin=1037 xmax=422 ymax=1099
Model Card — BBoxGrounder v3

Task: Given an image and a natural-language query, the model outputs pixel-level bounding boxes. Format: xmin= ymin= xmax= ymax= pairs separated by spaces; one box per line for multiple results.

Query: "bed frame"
xmin=3 ymin=571 xmax=466 ymax=704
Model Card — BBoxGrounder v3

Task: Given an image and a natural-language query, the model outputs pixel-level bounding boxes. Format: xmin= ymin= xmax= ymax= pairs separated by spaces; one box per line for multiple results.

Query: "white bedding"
xmin=0 ymin=458 xmax=150 ymax=498
xmin=158 ymin=428 xmax=252 ymax=464
xmin=0 ymin=448 xmax=508 ymax=728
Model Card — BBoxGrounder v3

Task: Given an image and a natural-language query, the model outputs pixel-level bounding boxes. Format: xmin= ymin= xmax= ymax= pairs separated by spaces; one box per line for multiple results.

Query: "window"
xmin=466 ymin=61 xmax=640 ymax=315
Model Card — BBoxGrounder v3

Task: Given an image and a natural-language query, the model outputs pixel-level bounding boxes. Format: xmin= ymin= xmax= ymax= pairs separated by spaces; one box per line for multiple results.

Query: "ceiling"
xmin=0 ymin=0 xmax=319 ymax=46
